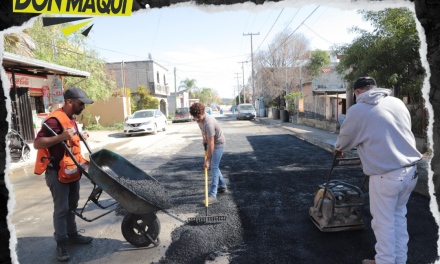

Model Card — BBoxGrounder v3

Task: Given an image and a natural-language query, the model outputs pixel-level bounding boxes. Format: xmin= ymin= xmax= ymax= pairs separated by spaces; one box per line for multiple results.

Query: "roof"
xmin=107 ymin=59 xmax=168 ymax=71
xmin=2 ymin=52 xmax=90 ymax=78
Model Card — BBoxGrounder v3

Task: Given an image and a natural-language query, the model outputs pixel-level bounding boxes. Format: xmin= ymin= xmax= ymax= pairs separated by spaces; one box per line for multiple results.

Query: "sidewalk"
xmin=256 ymin=116 xmax=430 ymax=197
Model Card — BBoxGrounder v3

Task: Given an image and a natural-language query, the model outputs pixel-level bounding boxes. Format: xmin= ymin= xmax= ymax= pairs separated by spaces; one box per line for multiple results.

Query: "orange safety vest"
xmin=34 ymin=108 xmax=89 ymax=183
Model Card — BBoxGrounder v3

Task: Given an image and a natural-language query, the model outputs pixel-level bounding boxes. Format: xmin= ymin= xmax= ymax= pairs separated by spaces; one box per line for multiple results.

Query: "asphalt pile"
xmin=117 ymin=177 xmax=173 ymax=210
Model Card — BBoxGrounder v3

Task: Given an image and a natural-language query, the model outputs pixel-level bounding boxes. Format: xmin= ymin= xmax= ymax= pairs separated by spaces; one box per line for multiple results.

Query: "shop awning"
xmin=2 ymin=52 xmax=90 ymax=78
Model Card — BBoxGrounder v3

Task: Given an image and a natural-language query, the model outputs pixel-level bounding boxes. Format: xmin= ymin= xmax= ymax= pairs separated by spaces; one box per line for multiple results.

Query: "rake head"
xmin=187 ymin=215 xmax=227 ymax=225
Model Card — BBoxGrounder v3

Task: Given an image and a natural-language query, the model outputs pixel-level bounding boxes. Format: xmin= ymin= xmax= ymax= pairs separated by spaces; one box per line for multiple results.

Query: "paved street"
xmin=8 ymin=112 xmax=438 ymax=264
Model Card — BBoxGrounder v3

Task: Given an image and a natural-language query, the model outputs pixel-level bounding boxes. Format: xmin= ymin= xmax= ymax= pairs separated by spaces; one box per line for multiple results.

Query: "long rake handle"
xmin=204 ymin=143 xmax=209 ymax=216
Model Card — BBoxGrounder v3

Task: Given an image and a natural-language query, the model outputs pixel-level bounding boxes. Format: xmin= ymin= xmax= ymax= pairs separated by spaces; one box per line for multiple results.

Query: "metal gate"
xmin=10 ymin=87 xmax=35 ymax=141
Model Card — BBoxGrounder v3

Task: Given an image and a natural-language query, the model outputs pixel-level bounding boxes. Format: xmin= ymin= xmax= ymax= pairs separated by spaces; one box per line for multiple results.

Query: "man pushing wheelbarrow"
xmin=34 ymin=87 xmax=172 ymax=262
xmin=34 ymin=87 xmax=94 ymax=261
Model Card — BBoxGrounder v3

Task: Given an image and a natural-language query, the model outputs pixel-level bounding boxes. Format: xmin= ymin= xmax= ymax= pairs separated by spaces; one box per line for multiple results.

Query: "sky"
xmin=77 ymin=3 xmax=387 ymax=99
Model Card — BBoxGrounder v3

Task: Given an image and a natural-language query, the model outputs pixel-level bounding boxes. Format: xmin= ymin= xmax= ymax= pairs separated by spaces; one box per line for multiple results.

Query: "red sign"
xmin=9 ymin=76 xmax=30 ymax=86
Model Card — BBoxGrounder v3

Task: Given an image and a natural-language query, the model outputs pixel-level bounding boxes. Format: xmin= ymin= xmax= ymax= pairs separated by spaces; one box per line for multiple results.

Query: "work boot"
xmin=217 ymin=187 xmax=228 ymax=194
xmin=203 ymin=196 xmax=218 ymax=204
xmin=362 ymin=260 xmax=376 ymax=264
xmin=67 ymin=230 xmax=93 ymax=245
xmin=56 ymin=240 xmax=70 ymax=261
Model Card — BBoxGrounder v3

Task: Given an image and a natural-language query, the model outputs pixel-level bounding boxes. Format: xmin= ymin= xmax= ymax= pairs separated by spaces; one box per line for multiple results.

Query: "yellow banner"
xmin=13 ymin=0 xmax=133 ymax=16
xmin=298 ymin=99 xmax=304 ymax=112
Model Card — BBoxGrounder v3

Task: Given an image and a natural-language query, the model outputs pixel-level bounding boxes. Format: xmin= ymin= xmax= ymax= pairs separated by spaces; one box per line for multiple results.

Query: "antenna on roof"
xmin=148 ymin=53 xmax=152 ymax=60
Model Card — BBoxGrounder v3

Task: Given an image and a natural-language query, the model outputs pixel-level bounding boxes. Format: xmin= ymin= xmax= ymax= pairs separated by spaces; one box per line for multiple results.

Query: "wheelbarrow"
xmin=43 ymin=123 xmax=167 ymax=247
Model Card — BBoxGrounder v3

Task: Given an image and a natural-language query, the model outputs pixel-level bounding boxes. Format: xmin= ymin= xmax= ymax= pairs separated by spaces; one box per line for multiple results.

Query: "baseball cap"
xmin=353 ymin=77 xmax=377 ymax=90
xmin=64 ymin=87 xmax=94 ymax=104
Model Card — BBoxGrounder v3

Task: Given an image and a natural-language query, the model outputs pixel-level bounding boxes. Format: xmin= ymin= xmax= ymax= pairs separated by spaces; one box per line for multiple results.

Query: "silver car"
xmin=236 ymin=104 xmax=256 ymax=120
xmin=124 ymin=109 xmax=168 ymax=137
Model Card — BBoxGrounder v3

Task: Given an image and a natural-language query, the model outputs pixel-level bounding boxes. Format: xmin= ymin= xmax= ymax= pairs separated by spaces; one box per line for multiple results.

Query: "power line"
xmin=33 ymin=39 xmax=98 ymax=60
xmin=255 ymin=8 xmax=284 ymax=53
xmin=239 ymin=13 xmax=252 ymax=55
xmin=249 ymin=13 xmax=258 ymax=32
xmin=283 ymin=7 xmax=302 ymax=33
xmin=259 ymin=9 xmax=274 ymax=33
xmin=150 ymin=9 xmax=162 ymax=53
xmin=273 ymin=5 xmax=320 ymax=52
xmin=302 ymin=23 xmax=334 ymax=45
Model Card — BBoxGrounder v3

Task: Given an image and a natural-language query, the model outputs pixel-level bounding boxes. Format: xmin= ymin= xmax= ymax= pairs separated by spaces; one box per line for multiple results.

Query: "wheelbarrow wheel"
xmin=121 ymin=213 xmax=161 ymax=247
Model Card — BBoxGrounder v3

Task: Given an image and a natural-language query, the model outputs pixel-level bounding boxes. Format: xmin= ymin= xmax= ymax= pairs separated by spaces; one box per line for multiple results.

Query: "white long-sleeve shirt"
xmin=335 ymin=88 xmax=422 ymax=176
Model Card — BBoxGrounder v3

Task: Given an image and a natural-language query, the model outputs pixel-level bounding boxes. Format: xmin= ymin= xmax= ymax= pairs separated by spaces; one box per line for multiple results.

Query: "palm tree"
xmin=178 ymin=78 xmax=197 ymax=97
xmin=3 ymin=29 xmax=36 ymax=57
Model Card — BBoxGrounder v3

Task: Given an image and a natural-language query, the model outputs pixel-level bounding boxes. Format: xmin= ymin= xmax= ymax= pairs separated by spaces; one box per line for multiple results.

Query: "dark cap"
xmin=354 ymin=77 xmax=377 ymax=90
xmin=64 ymin=87 xmax=94 ymax=104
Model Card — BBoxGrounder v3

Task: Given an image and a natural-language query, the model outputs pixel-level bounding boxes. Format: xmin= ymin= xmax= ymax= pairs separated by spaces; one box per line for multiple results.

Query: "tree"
xmin=193 ymin=87 xmax=213 ymax=105
xmin=254 ymin=29 xmax=311 ymax=103
xmin=306 ymin=50 xmax=331 ymax=79
xmin=26 ymin=15 xmax=115 ymax=102
xmin=178 ymin=78 xmax=198 ymax=97
xmin=334 ymin=7 xmax=425 ymax=134
xmin=134 ymin=85 xmax=159 ymax=112
xmin=335 ymin=8 xmax=424 ymax=99
xmin=4 ymin=29 xmax=36 ymax=57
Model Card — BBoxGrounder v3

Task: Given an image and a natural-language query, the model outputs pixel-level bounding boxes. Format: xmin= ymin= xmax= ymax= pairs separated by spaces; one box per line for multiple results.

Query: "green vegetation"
xmin=307 ymin=50 xmax=331 ymax=79
xmin=85 ymin=122 xmax=124 ymax=131
xmin=26 ymin=15 xmax=115 ymax=102
xmin=284 ymin=92 xmax=304 ymax=114
xmin=133 ymin=85 xmax=159 ymax=113
xmin=334 ymin=7 xmax=425 ymax=134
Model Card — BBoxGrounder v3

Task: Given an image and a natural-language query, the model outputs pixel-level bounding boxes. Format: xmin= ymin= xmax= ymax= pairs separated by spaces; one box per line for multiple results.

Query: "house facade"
xmin=168 ymin=91 xmax=190 ymax=114
xmin=106 ymin=60 xmax=170 ymax=116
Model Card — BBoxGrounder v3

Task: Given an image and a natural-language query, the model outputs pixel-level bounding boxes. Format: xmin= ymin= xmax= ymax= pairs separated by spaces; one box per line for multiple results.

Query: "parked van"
xmin=174 ymin=107 xmax=193 ymax=122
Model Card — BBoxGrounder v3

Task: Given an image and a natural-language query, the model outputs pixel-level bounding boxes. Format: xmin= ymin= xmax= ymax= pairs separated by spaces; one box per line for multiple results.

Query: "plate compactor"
xmin=309 ymin=153 xmax=368 ymax=232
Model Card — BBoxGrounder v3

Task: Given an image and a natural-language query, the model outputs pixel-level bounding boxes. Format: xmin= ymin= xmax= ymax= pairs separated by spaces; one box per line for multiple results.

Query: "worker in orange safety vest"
xmin=34 ymin=87 xmax=94 ymax=262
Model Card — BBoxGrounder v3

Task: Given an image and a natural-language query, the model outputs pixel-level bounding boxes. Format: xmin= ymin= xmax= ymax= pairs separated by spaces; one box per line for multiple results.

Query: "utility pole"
xmin=174 ymin=67 xmax=177 ymax=111
xmin=234 ymin=73 xmax=241 ymax=105
xmin=238 ymin=61 xmax=248 ymax=103
xmin=121 ymin=61 xmax=130 ymax=116
xmin=243 ymin=32 xmax=259 ymax=107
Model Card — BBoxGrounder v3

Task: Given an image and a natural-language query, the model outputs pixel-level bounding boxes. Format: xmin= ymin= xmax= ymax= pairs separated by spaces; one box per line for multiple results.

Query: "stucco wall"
xmin=80 ymin=97 xmax=130 ymax=127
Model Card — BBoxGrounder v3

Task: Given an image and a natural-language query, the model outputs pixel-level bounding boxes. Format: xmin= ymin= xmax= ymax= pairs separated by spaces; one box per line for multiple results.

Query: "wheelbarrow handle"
xmin=43 ymin=123 xmax=89 ymax=178
xmin=77 ymin=130 xmax=93 ymax=155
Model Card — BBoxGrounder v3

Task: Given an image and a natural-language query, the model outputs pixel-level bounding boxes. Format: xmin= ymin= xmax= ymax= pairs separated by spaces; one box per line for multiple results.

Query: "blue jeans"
xmin=45 ymin=168 xmax=79 ymax=242
xmin=208 ymin=146 xmax=226 ymax=198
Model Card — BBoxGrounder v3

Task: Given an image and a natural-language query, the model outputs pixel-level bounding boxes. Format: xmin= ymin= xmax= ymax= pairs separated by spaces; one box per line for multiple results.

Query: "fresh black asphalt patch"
xmin=142 ymin=129 xmax=438 ymax=264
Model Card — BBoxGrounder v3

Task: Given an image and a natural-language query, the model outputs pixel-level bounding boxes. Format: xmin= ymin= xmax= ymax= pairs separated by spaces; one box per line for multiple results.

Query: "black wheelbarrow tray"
xmin=42 ymin=123 xmax=166 ymax=247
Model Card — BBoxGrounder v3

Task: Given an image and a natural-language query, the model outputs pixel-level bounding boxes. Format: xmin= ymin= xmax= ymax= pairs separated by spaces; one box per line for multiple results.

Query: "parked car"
xmin=236 ymin=104 xmax=256 ymax=120
xmin=124 ymin=109 xmax=167 ymax=137
xmin=173 ymin=107 xmax=193 ymax=123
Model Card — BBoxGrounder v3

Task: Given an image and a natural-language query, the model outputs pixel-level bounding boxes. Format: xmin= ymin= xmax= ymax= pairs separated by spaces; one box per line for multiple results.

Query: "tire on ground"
xmin=121 ymin=213 xmax=161 ymax=247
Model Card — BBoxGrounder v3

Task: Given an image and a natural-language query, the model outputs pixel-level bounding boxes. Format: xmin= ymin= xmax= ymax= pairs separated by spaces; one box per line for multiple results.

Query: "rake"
xmin=187 ymin=143 xmax=226 ymax=225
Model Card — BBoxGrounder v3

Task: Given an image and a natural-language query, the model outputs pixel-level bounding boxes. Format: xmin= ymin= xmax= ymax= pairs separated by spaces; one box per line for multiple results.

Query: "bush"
xmin=168 ymin=114 xmax=175 ymax=120
xmin=85 ymin=122 xmax=124 ymax=131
